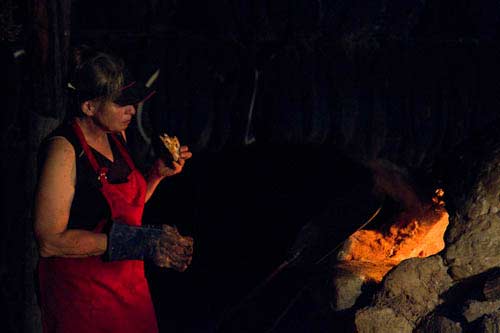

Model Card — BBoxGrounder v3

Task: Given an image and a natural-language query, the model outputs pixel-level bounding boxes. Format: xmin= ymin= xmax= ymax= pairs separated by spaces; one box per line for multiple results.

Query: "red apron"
xmin=38 ymin=121 xmax=158 ymax=333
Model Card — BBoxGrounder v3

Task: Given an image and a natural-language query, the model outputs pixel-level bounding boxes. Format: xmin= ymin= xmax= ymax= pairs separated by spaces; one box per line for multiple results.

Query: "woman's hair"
xmin=68 ymin=45 xmax=124 ymax=110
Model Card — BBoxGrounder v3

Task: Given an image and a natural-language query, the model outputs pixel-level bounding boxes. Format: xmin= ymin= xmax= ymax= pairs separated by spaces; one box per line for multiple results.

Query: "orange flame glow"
xmin=336 ymin=189 xmax=449 ymax=283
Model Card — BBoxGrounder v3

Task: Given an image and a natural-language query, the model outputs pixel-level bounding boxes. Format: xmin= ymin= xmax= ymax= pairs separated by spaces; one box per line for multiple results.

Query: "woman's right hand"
xmin=153 ymin=225 xmax=194 ymax=271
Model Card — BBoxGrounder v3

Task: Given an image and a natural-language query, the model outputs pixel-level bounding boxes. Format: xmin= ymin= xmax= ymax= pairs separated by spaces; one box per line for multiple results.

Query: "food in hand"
xmin=159 ymin=133 xmax=181 ymax=162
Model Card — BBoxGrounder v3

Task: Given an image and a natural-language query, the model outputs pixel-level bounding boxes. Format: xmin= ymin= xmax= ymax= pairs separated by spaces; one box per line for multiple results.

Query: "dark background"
xmin=1 ymin=0 xmax=500 ymax=332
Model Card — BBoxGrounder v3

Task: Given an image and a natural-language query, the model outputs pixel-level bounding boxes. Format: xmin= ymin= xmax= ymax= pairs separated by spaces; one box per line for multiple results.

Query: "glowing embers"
xmin=336 ymin=189 xmax=449 ymax=283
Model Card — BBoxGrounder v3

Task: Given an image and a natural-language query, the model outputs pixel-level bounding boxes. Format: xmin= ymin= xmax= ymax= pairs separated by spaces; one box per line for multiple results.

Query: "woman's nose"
xmin=126 ymin=105 xmax=136 ymax=115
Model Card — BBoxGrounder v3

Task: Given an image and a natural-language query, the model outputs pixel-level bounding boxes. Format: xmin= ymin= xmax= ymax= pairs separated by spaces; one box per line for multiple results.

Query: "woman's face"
xmin=93 ymin=101 xmax=136 ymax=133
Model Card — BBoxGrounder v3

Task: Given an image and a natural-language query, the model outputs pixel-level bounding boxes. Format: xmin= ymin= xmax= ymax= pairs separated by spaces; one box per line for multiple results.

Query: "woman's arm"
xmin=33 ymin=137 xmax=107 ymax=258
xmin=144 ymin=146 xmax=192 ymax=203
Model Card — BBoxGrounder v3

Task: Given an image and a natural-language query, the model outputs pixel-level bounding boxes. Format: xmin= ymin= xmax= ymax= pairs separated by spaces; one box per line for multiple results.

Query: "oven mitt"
xmin=104 ymin=222 xmax=193 ymax=271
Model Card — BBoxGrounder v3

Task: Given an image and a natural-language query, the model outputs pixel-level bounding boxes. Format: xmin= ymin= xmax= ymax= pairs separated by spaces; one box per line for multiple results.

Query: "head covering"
xmin=113 ymin=71 xmax=156 ymax=106
xmin=68 ymin=47 xmax=156 ymax=106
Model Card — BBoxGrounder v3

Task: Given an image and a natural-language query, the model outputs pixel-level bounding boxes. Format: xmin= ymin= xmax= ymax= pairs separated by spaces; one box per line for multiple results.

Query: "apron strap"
xmin=71 ymin=120 xmax=109 ymax=183
xmin=109 ymin=134 xmax=136 ymax=171
xmin=71 ymin=120 xmax=100 ymax=172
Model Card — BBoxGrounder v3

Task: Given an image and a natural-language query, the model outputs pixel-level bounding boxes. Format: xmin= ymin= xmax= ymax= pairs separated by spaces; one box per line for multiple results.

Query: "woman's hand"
xmin=145 ymin=146 xmax=192 ymax=202
xmin=150 ymin=146 xmax=193 ymax=180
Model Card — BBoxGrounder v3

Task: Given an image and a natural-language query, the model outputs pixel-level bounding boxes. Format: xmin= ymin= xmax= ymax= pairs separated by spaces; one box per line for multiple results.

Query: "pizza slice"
xmin=159 ymin=133 xmax=181 ymax=162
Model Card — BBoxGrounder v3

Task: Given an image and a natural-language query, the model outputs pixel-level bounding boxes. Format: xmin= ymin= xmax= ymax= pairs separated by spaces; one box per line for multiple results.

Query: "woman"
xmin=34 ymin=48 xmax=194 ymax=333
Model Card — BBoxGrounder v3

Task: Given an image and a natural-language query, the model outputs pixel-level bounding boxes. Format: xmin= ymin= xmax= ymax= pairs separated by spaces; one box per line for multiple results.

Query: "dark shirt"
xmin=39 ymin=123 xmax=132 ymax=230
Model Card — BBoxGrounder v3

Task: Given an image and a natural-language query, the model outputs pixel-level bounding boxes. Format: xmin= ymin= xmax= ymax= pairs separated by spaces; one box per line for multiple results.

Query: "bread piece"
xmin=159 ymin=133 xmax=181 ymax=162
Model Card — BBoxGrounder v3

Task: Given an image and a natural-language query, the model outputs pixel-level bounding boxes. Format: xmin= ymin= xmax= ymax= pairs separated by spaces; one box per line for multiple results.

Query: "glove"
xmin=104 ymin=222 xmax=194 ymax=271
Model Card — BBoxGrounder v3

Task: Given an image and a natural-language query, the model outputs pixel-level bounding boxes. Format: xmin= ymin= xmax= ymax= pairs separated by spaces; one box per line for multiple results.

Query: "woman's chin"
xmin=112 ymin=121 xmax=131 ymax=132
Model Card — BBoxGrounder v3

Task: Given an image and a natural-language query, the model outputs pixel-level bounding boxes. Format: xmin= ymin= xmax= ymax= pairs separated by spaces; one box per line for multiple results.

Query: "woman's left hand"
xmin=151 ymin=146 xmax=193 ymax=179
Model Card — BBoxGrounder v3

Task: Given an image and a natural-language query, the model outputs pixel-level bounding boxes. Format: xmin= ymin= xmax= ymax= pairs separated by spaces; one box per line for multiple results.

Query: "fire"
xmin=336 ymin=189 xmax=449 ymax=283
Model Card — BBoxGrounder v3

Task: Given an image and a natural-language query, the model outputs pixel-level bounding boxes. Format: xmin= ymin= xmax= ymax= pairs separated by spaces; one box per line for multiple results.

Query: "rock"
xmin=354 ymin=307 xmax=413 ymax=333
xmin=443 ymin=140 xmax=500 ymax=281
xmin=330 ymin=265 xmax=365 ymax=311
xmin=445 ymin=213 xmax=500 ymax=280
xmin=462 ymin=300 xmax=500 ymax=323
xmin=477 ymin=311 xmax=500 ymax=333
xmin=415 ymin=314 xmax=462 ymax=333
xmin=371 ymin=255 xmax=453 ymax=324
xmin=484 ymin=269 xmax=500 ymax=301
